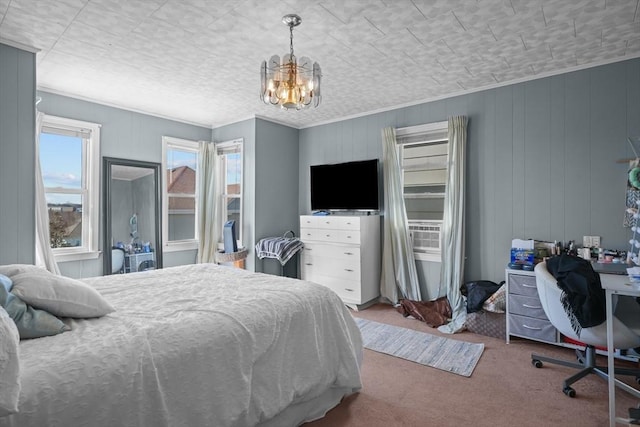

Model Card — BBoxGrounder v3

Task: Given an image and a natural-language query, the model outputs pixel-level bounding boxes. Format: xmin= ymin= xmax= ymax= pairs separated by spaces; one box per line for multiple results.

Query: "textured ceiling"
xmin=2 ymin=0 xmax=640 ymax=129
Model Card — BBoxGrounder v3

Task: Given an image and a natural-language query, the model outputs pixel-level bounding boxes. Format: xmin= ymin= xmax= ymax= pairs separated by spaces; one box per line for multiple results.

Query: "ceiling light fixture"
xmin=260 ymin=14 xmax=322 ymax=110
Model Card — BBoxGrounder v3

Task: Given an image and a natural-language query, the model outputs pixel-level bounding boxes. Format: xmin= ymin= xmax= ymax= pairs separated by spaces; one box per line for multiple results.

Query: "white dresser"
xmin=299 ymin=215 xmax=381 ymax=310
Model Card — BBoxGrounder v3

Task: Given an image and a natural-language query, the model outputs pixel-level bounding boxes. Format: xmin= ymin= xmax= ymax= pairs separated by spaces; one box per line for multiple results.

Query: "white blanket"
xmin=0 ymin=264 xmax=363 ymax=427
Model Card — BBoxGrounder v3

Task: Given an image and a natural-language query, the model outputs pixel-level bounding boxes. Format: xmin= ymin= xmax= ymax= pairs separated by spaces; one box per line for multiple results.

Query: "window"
xmin=217 ymin=140 xmax=243 ymax=246
xmin=162 ymin=137 xmax=244 ymax=251
xmin=163 ymin=136 xmax=199 ymax=251
xmin=396 ymin=122 xmax=448 ymax=262
xmin=39 ymin=115 xmax=101 ymax=261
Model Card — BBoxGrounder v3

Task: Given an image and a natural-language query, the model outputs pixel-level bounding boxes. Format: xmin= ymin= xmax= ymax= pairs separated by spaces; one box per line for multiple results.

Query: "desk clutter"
xmin=508 ymin=238 xmax=630 ymax=271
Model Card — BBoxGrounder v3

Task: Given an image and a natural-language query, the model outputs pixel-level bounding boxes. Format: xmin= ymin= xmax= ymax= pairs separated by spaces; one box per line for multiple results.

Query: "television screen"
xmin=310 ymin=159 xmax=379 ymax=211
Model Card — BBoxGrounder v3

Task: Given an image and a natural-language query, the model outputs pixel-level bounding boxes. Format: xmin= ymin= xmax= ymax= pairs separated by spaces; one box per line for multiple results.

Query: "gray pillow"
xmin=0 ymin=277 xmax=69 ymax=340
xmin=10 ymin=270 xmax=114 ymax=318
xmin=0 ymin=264 xmax=45 ymax=278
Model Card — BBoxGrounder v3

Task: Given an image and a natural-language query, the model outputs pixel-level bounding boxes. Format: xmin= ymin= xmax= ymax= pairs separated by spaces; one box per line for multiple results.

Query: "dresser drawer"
xmin=301 ymin=228 xmax=340 ymax=242
xmin=508 ymin=313 xmax=557 ymax=342
xmin=508 ymin=274 xmax=539 ymax=297
xmin=312 ymin=275 xmax=362 ymax=302
xmin=316 ymin=216 xmax=360 ymax=230
xmin=301 ymin=242 xmax=360 ymax=259
xmin=301 ymin=254 xmax=360 ymax=281
xmin=337 ymin=229 xmax=360 ymax=244
xmin=508 ymin=294 xmax=548 ymax=320
xmin=300 ymin=227 xmax=322 ymax=241
xmin=300 ymin=216 xmax=318 ymax=228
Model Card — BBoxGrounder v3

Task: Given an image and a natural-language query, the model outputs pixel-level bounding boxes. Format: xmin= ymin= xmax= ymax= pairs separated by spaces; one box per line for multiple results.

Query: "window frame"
xmin=396 ymin=121 xmax=448 ymax=262
xmin=39 ymin=114 xmax=101 ymax=261
xmin=216 ymin=139 xmax=244 ymax=248
xmin=162 ymin=136 xmax=200 ymax=252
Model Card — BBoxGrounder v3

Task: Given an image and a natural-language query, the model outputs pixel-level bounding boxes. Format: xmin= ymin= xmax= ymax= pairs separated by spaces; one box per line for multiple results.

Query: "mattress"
xmin=0 ymin=263 xmax=363 ymax=427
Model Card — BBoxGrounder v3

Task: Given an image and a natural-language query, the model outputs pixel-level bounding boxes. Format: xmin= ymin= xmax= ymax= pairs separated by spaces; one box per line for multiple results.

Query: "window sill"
xmin=163 ymin=241 xmax=198 ymax=253
xmin=414 ymin=252 xmax=441 ymax=263
xmin=55 ymin=250 xmax=100 ymax=263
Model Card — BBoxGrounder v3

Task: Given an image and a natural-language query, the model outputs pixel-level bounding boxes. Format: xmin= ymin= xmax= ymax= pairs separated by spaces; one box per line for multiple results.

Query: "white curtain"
xmin=437 ymin=116 xmax=468 ymax=334
xmin=380 ymin=127 xmax=422 ymax=303
xmin=196 ymin=141 xmax=221 ymax=263
xmin=34 ymin=112 xmax=61 ymax=274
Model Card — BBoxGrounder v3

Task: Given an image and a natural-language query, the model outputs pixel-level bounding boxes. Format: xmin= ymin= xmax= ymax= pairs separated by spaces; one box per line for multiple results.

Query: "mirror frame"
xmin=103 ymin=157 xmax=163 ymax=275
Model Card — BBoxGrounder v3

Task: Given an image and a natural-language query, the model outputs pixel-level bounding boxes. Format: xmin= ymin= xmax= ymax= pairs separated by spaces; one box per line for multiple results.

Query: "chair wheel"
xmin=532 ymin=359 xmax=543 ymax=368
xmin=563 ymin=386 xmax=576 ymax=398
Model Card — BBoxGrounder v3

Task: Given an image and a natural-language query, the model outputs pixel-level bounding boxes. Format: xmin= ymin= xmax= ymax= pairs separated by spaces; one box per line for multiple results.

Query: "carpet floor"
xmin=305 ymin=303 xmax=640 ymax=427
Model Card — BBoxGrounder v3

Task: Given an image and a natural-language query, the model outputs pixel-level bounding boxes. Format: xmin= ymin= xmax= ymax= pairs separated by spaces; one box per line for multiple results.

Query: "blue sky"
xmin=40 ymin=132 xmax=81 ymax=205
xmin=167 ymin=149 xmax=196 ymax=170
xmin=40 ymin=133 xmax=81 ymax=189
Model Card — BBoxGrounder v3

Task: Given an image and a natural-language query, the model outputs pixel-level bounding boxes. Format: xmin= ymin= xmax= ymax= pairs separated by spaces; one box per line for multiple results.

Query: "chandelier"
xmin=260 ymin=14 xmax=322 ymax=110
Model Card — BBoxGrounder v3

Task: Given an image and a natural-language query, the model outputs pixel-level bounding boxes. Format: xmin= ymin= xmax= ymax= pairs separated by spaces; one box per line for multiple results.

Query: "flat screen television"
xmin=310 ymin=159 xmax=379 ymax=211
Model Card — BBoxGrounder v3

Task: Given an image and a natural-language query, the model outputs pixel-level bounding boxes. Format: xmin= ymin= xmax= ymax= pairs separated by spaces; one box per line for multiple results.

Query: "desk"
xmin=601 ymin=274 xmax=640 ymax=426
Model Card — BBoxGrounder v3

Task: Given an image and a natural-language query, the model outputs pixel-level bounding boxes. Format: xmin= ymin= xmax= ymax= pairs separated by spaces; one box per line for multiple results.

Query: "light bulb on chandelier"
xmin=260 ymin=14 xmax=322 ymax=110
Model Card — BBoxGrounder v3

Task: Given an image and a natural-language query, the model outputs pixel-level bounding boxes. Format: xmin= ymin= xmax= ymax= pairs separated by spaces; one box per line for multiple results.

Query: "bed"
xmin=0 ymin=263 xmax=363 ymax=427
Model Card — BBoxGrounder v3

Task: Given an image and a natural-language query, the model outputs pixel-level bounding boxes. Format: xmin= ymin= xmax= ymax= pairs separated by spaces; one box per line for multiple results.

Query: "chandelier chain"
xmin=289 ymin=25 xmax=294 ymax=58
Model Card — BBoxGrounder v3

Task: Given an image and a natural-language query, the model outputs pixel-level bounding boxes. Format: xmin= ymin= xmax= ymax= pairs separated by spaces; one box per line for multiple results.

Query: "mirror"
xmin=103 ymin=157 xmax=162 ymax=275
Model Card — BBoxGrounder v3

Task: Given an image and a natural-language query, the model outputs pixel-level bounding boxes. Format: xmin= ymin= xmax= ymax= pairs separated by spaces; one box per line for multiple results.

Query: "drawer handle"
xmin=344 ymin=288 xmax=354 ymax=292
xmin=345 ymin=235 xmax=352 ymax=239
xmin=305 ymin=263 xmax=313 ymax=266
xmin=326 ymin=234 xmax=331 ymax=237
xmin=344 ymin=252 xmax=354 ymax=255
xmin=522 ymin=324 xmax=542 ymax=331
xmin=345 ymin=269 xmax=354 ymax=272
xmin=522 ymin=304 xmax=542 ymax=309
xmin=521 ymin=284 xmax=536 ymax=288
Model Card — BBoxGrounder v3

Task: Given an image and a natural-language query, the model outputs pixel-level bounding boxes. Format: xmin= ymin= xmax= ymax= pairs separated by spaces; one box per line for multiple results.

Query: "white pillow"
xmin=0 ymin=264 xmax=46 ymax=278
xmin=0 ymin=306 xmax=20 ymax=417
xmin=10 ymin=270 xmax=115 ymax=318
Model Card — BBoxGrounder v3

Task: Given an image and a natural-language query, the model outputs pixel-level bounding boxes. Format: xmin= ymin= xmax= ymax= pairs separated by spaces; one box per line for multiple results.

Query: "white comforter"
xmin=0 ymin=264 xmax=363 ymax=427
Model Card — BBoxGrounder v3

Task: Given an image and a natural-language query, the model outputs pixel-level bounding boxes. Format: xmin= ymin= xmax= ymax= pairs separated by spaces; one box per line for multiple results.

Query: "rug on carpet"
xmin=355 ymin=318 xmax=484 ymax=377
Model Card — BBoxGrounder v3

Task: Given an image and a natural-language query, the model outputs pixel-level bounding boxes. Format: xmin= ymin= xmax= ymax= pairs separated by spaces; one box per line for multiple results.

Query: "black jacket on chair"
xmin=546 ymin=254 xmax=606 ymax=335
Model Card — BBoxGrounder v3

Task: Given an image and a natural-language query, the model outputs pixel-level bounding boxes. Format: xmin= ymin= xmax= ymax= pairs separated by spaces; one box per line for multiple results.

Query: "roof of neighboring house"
xmin=168 ymin=166 xmax=195 ymax=211
xmin=167 ymin=166 xmax=240 ymax=212
xmin=167 ymin=166 xmax=195 ymax=194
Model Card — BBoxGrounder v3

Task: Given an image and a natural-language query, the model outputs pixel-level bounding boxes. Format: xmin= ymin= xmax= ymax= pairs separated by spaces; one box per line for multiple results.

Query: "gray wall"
xmin=36 ymin=91 xmax=211 ymax=277
xmin=131 ymin=173 xmax=156 ymax=249
xmin=299 ymin=59 xmax=640 ymax=289
xmin=254 ymin=118 xmax=299 ymax=276
xmin=0 ymin=44 xmax=36 ymax=265
xmin=110 ymin=179 xmax=133 ymax=245
xmin=212 ymin=118 xmax=300 ymax=276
